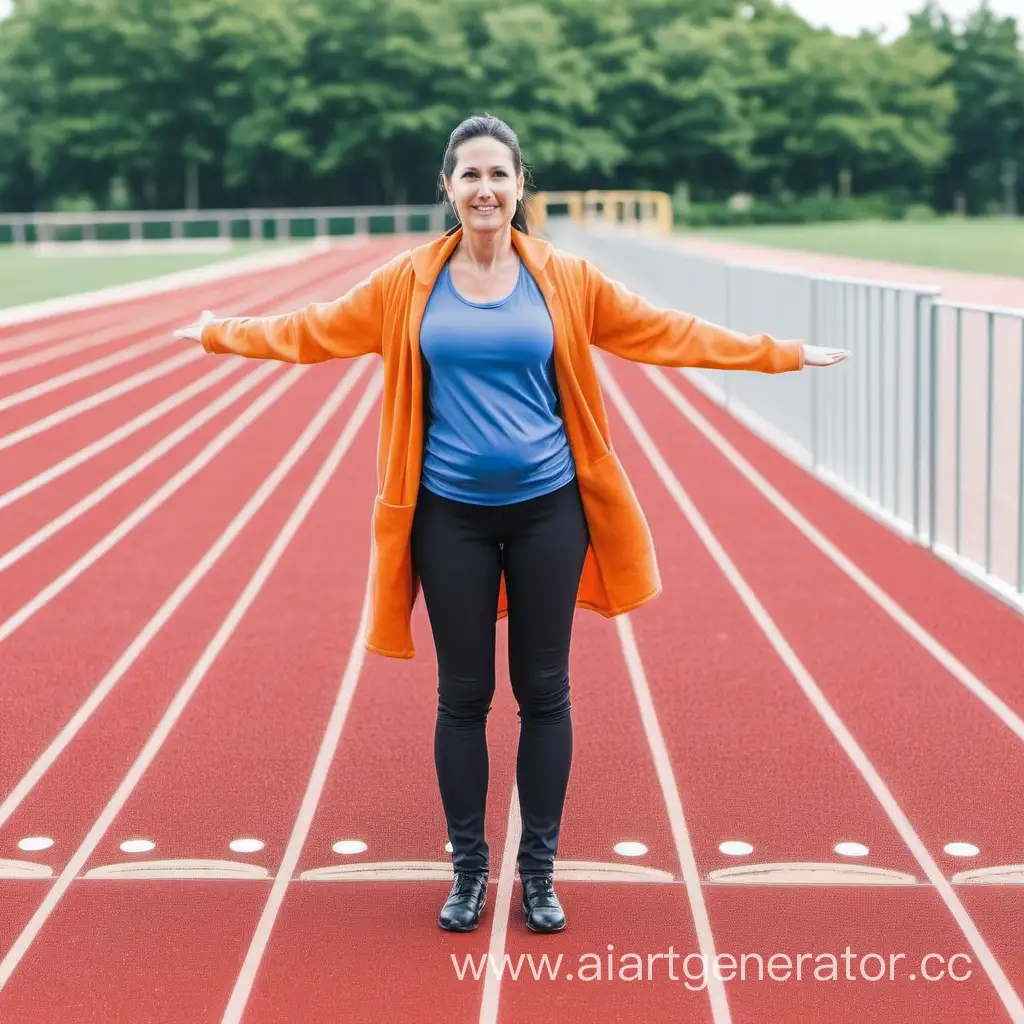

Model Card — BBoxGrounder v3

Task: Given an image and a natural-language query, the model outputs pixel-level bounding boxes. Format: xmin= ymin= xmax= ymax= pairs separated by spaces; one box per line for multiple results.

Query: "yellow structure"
xmin=527 ymin=190 xmax=673 ymax=237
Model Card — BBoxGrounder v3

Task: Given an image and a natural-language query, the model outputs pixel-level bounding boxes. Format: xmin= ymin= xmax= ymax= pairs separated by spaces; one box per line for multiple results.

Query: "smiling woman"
xmin=173 ymin=111 xmax=846 ymax=942
xmin=437 ymin=115 xmax=532 ymax=302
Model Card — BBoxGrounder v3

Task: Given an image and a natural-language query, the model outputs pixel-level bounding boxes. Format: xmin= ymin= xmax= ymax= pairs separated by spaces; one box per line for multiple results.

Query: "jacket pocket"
xmin=368 ymin=497 xmax=419 ymax=651
xmin=372 ymin=496 xmax=417 ymax=594
xmin=575 ymin=448 xmax=618 ymax=508
xmin=574 ymin=447 xmax=656 ymax=604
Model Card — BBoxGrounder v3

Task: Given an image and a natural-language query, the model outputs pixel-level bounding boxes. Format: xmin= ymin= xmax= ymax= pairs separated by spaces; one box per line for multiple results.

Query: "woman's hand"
xmin=172 ymin=309 xmax=216 ymax=343
xmin=803 ymin=344 xmax=849 ymax=367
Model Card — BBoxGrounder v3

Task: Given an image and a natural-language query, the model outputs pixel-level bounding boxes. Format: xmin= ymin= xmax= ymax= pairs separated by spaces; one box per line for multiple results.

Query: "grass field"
xmin=686 ymin=216 xmax=1024 ymax=277
xmin=0 ymin=241 xmax=291 ymax=309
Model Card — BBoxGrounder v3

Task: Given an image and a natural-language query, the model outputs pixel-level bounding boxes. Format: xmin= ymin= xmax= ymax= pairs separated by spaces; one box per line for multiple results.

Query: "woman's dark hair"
xmin=439 ymin=114 xmax=532 ymax=235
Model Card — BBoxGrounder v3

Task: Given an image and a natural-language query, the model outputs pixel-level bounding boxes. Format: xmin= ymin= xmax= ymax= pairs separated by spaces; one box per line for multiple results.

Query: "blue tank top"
xmin=418 ymin=258 xmax=576 ymax=505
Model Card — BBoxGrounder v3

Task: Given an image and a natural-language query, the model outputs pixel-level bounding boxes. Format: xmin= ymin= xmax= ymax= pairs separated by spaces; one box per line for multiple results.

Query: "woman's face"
xmin=445 ymin=136 xmax=524 ymax=234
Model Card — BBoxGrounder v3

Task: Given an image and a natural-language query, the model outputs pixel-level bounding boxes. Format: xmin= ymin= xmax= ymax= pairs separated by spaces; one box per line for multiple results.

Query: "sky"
xmin=0 ymin=0 xmax=1020 ymax=32
xmin=780 ymin=0 xmax=1022 ymax=40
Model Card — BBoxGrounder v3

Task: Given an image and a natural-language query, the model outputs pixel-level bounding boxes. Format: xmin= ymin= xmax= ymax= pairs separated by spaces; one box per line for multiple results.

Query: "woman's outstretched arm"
xmin=585 ymin=261 xmax=846 ymax=371
xmin=174 ymin=265 xmax=385 ymax=363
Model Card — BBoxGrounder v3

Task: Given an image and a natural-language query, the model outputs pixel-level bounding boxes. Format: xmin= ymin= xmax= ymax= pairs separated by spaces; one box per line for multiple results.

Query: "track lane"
xmin=239 ymin=502 xmax=521 ymax=1021
xmin=0 ymin=360 xmax=245 ymax=513
xmin=670 ymin=369 xmax=1024 ymax=735
xmin=627 ymin=362 xmax=1024 ymax=1013
xmin=0 ymin=247 xmax=390 ymax=488
xmin=0 ymin=362 xmax=290 ymax=623
xmin=0 ymin=242 xmax=401 ymax=435
xmin=0 ymin=252 xmax=329 ymax=353
xmin=0 ymin=364 xmax=343 ymax=795
xmin=236 ymin=612 xmax=501 ymax=1024
xmin=495 ymin=608 xmax=715 ymax=1024
xmin=0 ymin=270 xmax=264 ymax=376
xmin=592 ymin=356 xmax=1015 ymax=1022
xmin=0 ymin=367 xmax=381 ymax=1018
xmin=0 ymin=241 xmax=393 ymax=359
xmin=0 ymin=242 xmax=408 ymax=622
xmin=0 ymin=363 xmax=279 ymax=572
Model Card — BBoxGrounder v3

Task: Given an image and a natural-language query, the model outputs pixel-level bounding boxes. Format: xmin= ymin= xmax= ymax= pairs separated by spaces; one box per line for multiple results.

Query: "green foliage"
xmin=680 ymin=193 xmax=907 ymax=227
xmin=0 ymin=0 xmax=1019 ymax=215
xmin=908 ymin=1 xmax=1024 ymax=214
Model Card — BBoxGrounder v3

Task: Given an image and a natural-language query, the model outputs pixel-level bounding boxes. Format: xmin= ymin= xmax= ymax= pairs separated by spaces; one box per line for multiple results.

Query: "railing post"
xmin=723 ymin=263 xmax=733 ymax=411
xmin=913 ymin=294 xmax=923 ymax=539
xmin=985 ymin=312 xmax=996 ymax=575
xmin=810 ymin=277 xmax=820 ymax=471
xmin=928 ymin=298 xmax=939 ymax=549
xmin=1018 ymin=315 xmax=1024 ymax=595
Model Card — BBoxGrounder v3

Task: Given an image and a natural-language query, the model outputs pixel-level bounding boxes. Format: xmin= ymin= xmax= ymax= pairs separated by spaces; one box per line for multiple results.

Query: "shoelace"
xmin=452 ymin=873 xmax=486 ymax=896
xmin=525 ymin=876 xmax=556 ymax=901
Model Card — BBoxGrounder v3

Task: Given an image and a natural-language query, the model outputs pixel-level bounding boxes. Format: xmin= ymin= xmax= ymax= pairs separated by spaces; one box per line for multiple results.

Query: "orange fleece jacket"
xmin=201 ymin=227 xmax=804 ymax=658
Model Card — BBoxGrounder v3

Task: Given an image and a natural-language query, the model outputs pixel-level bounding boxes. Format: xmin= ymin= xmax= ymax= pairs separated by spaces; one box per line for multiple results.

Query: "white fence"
xmin=0 ymin=204 xmax=450 ymax=245
xmin=550 ymin=221 xmax=1024 ymax=614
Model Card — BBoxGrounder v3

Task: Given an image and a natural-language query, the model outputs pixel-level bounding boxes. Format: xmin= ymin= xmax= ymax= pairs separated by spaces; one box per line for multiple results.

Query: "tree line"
xmin=0 ymin=0 xmax=1020 ymax=216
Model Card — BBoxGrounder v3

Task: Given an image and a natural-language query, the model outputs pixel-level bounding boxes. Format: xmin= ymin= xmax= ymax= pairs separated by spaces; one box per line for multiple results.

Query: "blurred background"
xmin=0 ymin=0 xmax=1020 ymax=226
xmin=1 ymin=0 xmax=1022 ymax=604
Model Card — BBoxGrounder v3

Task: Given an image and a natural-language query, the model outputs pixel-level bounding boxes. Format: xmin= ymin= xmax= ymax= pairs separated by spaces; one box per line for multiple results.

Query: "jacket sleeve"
xmin=586 ymin=262 xmax=804 ymax=373
xmin=200 ymin=264 xmax=384 ymax=362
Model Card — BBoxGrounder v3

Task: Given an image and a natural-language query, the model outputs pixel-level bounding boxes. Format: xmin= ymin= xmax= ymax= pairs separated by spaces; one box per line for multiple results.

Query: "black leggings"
xmin=410 ymin=478 xmax=590 ymax=878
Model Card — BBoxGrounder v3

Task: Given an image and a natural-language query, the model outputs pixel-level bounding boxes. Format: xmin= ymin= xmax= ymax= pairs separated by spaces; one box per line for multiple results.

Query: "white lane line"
xmin=614 ymin=614 xmax=733 ymax=1024
xmin=0 ymin=335 xmax=177 ymax=412
xmin=599 ymin=358 xmax=1024 ymax=1023
xmin=0 ymin=367 xmax=382 ymax=994
xmin=0 ymin=358 xmax=373 ymax=833
xmin=0 ymin=322 xmax=162 ymax=377
xmin=0 ymin=362 xmax=240 ymax=511
xmin=477 ymin=787 xmax=523 ymax=1024
xmin=0 ymin=324 xmax=115 ymax=366
xmin=0 ymin=311 xmax=123 ymax=356
xmin=0 ymin=349 xmax=204 ymax=452
xmin=0 ymin=364 xmax=305 ymax=642
xmin=0 ymin=364 xmax=274 ymax=570
xmin=0 ymin=268 xmax=264 ymax=361
xmin=0 ymin=246 xmax=386 ymax=447
xmin=650 ymin=365 xmax=1024 ymax=747
xmin=217 ymin=381 xmax=384 ymax=1023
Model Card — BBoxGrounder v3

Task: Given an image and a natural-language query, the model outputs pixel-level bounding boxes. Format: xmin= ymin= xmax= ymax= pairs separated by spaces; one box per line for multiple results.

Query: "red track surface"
xmin=1 ymin=239 xmax=1023 ymax=1024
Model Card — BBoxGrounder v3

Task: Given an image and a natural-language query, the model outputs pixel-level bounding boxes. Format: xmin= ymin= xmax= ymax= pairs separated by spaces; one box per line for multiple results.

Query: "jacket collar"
xmin=409 ymin=226 xmax=553 ymax=285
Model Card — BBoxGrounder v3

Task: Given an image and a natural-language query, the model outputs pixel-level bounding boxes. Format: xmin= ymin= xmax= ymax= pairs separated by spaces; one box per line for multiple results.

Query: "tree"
xmin=908 ymin=0 xmax=1024 ymax=213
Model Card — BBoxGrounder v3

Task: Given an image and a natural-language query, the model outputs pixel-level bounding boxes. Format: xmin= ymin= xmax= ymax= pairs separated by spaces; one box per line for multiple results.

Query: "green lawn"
xmin=685 ymin=217 xmax=1024 ymax=277
xmin=0 ymin=241 xmax=293 ymax=310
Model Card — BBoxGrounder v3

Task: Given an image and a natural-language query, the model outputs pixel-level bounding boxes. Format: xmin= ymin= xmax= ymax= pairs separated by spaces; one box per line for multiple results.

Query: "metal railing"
xmin=929 ymin=301 xmax=1024 ymax=603
xmin=548 ymin=220 xmax=1024 ymax=614
xmin=0 ymin=204 xmax=449 ymax=245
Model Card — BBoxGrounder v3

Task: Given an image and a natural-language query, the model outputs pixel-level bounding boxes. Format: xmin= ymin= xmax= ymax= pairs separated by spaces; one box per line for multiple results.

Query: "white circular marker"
xmin=835 ymin=842 xmax=869 ymax=857
xmin=613 ymin=841 xmax=648 ymax=857
xmin=18 ymin=837 xmax=54 ymax=852
xmin=332 ymin=840 xmax=368 ymax=855
xmin=719 ymin=841 xmax=754 ymax=856
xmin=944 ymin=842 xmax=979 ymax=857
xmin=121 ymin=839 xmax=156 ymax=854
xmin=230 ymin=838 xmax=265 ymax=854
xmin=444 ymin=841 xmax=453 ymax=854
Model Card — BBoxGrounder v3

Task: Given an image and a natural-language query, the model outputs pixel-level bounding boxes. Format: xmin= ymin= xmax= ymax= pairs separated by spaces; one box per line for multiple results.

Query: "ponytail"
xmin=512 ymin=196 xmax=530 ymax=235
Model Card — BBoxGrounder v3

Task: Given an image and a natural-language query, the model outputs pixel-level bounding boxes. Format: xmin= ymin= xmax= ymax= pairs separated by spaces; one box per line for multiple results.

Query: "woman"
xmin=174 ymin=114 xmax=848 ymax=936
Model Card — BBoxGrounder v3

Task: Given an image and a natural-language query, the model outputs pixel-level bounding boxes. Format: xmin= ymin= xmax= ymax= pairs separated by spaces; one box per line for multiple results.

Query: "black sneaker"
xmin=521 ymin=874 xmax=565 ymax=933
xmin=438 ymin=871 xmax=488 ymax=932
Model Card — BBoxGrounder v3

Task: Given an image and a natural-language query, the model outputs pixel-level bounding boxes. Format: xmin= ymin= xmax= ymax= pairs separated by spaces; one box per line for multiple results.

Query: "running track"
xmin=1 ymin=237 xmax=1023 ymax=1024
